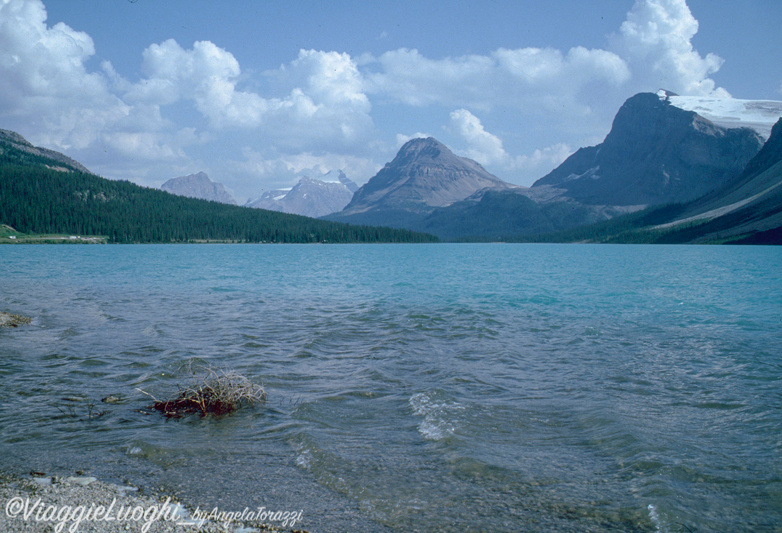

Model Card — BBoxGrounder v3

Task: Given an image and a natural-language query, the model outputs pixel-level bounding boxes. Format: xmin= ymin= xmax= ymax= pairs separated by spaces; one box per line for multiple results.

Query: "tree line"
xmin=0 ymin=163 xmax=437 ymax=244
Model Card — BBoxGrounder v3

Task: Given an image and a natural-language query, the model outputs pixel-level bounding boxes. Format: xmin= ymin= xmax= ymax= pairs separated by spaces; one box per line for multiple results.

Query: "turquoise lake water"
xmin=1 ymin=243 xmax=781 ymax=532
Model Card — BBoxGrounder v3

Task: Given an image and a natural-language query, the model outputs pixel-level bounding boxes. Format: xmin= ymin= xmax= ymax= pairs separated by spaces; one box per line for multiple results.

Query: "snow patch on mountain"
xmin=658 ymin=90 xmax=782 ymax=139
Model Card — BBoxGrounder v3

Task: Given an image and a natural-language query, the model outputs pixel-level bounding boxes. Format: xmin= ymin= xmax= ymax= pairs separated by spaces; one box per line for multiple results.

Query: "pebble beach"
xmin=0 ymin=471 xmax=306 ymax=533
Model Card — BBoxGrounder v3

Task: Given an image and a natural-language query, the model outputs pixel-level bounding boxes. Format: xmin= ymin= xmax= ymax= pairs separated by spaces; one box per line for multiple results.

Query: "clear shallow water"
xmin=1 ymin=243 xmax=781 ymax=532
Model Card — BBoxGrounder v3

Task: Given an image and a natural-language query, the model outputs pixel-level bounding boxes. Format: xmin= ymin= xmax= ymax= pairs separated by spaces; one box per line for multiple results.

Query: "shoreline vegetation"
xmin=0 ymin=471 xmax=307 ymax=532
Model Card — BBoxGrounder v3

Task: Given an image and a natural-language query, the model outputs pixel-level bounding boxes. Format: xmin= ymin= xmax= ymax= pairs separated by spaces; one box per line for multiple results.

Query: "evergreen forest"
xmin=0 ymin=152 xmax=437 ymax=244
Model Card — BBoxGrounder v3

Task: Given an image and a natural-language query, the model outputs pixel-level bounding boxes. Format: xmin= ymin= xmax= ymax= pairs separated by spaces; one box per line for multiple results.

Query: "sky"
xmin=1 ymin=0 xmax=780 ymax=203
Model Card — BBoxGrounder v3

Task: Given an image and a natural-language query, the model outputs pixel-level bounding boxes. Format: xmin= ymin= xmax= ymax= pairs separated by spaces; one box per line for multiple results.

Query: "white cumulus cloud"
xmin=365 ymin=46 xmax=630 ymax=115
xmin=449 ymin=109 xmax=508 ymax=166
xmin=129 ymin=39 xmax=271 ymax=128
xmin=129 ymin=42 xmax=376 ymax=150
xmin=0 ymin=0 xmax=130 ymax=150
xmin=363 ymin=0 xmax=730 ymax=120
xmin=613 ymin=0 xmax=730 ymax=96
xmin=0 ymin=0 xmax=742 ymax=197
xmin=0 ymin=0 xmax=203 ymax=179
xmin=446 ymin=108 xmax=573 ymax=183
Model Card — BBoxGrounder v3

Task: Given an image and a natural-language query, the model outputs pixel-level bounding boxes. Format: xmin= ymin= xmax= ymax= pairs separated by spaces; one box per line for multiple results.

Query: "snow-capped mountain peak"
xmin=245 ymin=170 xmax=357 ymax=217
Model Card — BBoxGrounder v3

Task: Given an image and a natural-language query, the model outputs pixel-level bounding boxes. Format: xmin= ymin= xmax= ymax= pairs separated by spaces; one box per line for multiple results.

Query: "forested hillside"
xmin=0 ymin=163 xmax=436 ymax=244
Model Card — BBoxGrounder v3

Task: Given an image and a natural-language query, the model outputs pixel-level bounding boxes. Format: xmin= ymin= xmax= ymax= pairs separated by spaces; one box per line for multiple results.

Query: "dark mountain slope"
xmin=652 ymin=117 xmax=782 ymax=243
xmin=414 ymin=188 xmax=628 ymax=241
xmin=532 ymin=118 xmax=782 ymax=244
xmin=533 ymin=93 xmax=763 ymax=206
xmin=677 ymin=117 xmax=782 ymax=218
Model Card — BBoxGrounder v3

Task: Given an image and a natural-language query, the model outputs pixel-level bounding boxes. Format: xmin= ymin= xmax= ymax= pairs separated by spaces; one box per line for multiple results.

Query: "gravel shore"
xmin=0 ymin=471 xmax=307 ymax=533
xmin=1 ymin=314 xmax=309 ymax=531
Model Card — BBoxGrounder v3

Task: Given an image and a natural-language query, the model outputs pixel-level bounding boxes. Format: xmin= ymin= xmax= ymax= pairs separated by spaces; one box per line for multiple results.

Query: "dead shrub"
xmin=138 ymin=366 xmax=265 ymax=418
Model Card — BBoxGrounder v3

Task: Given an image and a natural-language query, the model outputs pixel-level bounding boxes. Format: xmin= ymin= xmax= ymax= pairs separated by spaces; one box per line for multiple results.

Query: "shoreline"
xmin=0 ymin=470 xmax=308 ymax=533
xmin=1 ymin=311 xmax=311 ymax=532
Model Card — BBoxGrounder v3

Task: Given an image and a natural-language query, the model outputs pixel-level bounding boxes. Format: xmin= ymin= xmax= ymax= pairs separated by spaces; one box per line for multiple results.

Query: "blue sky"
xmin=1 ymin=0 xmax=780 ymax=202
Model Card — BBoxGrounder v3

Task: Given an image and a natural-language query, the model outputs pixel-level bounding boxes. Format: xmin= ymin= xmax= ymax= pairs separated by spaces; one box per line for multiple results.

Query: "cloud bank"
xmin=0 ymin=0 xmax=735 ymax=197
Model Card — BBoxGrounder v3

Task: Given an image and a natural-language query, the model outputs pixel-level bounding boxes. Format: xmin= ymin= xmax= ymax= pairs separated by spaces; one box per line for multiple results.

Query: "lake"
xmin=1 ymin=243 xmax=780 ymax=532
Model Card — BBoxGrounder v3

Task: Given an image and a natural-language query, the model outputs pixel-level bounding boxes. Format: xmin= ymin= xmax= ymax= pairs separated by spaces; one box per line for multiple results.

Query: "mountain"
xmin=325 ymin=137 xmax=514 ymax=228
xmin=348 ymin=92 xmax=771 ymax=241
xmin=0 ymin=128 xmax=437 ymax=244
xmin=335 ymin=169 xmax=360 ymax=193
xmin=246 ymin=171 xmax=357 ymax=217
xmin=649 ymin=117 xmax=782 ymax=243
xmin=528 ymin=117 xmax=782 ymax=245
xmin=0 ymin=129 xmax=92 ymax=174
xmin=532 ymin=92 xmax=764 ymax=206
xmin=160 ymin=172 xmax=236 ymax=205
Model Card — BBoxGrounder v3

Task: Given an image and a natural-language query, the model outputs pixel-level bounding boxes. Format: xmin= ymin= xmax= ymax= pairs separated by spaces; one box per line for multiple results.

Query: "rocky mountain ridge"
xmin=246 ymin=171 xmax=358 ymax=218
xmin=649 ymin=116 xmax=782 ymax=243
xmin=160 ymin=172 xmax=237 ymax=205
xmin=327 ymin=92 xmax=774 ymax=241
xmin=0 ymin=129 xmax=92 ymax=174
xmin=326 ymin=137 xmax=514 ymax=227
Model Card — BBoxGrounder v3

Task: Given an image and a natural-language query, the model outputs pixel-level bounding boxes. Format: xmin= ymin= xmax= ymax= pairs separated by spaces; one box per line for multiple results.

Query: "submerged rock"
xmin=0 ymin=312 xmax=32 ymax=328
xmin=101 ymin=395 xmax=124 ymax=404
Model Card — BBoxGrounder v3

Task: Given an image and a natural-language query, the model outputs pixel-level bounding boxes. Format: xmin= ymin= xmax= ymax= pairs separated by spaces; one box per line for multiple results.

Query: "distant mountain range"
xmin=0 ymin=133 xmax=436 ymax=244
xmin=2 ymin=90 xmax=780 ymax=244
xmin=246 ymin=170 xmax=358 ymax=218
xmin=160 ymin=172 xmax=237 ymax=205
xmin=325 ymin=91 xmax=779 ymax=243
